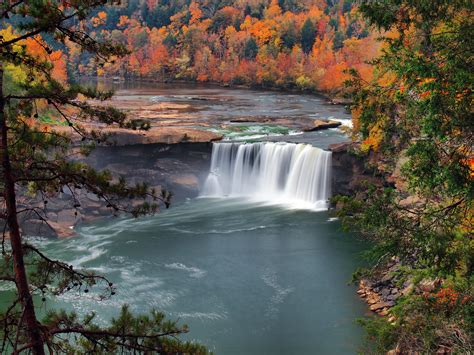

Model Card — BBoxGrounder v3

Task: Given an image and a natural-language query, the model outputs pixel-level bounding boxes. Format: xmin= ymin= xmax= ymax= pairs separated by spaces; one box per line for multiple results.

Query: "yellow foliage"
xmin=361 ymin=120 xmax=384 ymax=152
xmin=295 ymin=75 xmax=313 ymax=90
xmin=351 ymin=105 xmax=362 ymax=134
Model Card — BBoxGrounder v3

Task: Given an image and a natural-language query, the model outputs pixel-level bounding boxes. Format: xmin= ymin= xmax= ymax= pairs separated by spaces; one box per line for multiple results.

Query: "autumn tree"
xmin=0 ymin=0 xmax=205 ymax=353
xmin=339 ymin=0 xmax=473 ymax=352
xmin=54 ymin=0 xmax=375 ymax=93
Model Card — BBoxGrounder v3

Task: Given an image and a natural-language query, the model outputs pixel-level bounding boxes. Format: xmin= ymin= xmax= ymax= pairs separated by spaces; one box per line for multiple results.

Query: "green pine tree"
xmin=340 ymin=0 xmax=473 ymax=352
xmin=0 ymin=1 xmax=206 ymax=353
xmin=243 ymin=37 xmax=259 ymax=59
xmin=301 ymin=18 xmax=316 ymax=54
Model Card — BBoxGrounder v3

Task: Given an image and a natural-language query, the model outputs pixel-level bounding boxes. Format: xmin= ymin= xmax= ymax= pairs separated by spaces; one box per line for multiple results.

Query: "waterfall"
xmin=201 ymin=142 xmax=332 ymax=210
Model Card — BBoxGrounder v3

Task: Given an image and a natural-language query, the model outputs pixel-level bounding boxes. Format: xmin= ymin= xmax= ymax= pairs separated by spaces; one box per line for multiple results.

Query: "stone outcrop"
xmin=357 ymin=258 xmax=403 ymax=319
xmin=54 ymin=125 xmax=223 ymax=146
xmin=103 ymin=127 xmax=223 ymax=146
xmin=302 ymin=119 xmax=341 ymax=131
xmin=329 ymin=142 xmax=384 ymax=197
xmin=19 ymin=142 xmax=213 ymax=238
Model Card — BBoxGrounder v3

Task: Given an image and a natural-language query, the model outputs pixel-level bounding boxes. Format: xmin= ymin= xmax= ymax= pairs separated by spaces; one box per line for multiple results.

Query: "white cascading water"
xmin=201 ymin=142 xmax=331 ymax=210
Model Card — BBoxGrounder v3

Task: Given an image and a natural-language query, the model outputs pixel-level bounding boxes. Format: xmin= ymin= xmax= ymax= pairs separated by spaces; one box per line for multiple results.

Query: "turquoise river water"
xmin=40 ymin=197 xmax=367 ymax=354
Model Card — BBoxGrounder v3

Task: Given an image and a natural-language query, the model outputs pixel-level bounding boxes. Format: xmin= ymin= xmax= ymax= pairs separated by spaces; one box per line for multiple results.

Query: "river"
xmin=37 ymin=84 xmax=367 ymax=354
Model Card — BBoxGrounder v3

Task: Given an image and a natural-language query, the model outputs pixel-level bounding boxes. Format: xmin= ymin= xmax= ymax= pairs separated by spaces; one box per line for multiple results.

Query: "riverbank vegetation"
xmin=337 ymin=0 xmax=473 ymax=352
xmin=3 ymin=0 xmax=380 ymax=94
xmin=0 ymin=0 xmax=205 ymax=353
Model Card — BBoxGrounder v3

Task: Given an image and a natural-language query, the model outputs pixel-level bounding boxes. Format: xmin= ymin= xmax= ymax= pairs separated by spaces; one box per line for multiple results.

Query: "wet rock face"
xmin=329 ymin=142 xmax=383 ymax=197
xmin=20 ymin=142 xmax=213 ymax=238
xmin=329 ymin=142 xmax=367 ymax=196
xmin=86 ymin=142 xmax=212 ymax=202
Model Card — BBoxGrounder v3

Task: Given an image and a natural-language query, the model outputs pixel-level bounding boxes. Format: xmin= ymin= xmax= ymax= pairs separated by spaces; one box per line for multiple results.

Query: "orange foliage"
xmin=23 ymin=36 xmax=67 ymax=82
xmin=78 ymin=1 xmax=377 ymax=94
xmin=265 ymin=0 xmax=282 ymax=18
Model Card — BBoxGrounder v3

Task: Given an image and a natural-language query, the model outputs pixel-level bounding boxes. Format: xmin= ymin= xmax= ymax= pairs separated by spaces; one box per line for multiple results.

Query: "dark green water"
xmin=38 ymin=197 xmax=367 ymax=354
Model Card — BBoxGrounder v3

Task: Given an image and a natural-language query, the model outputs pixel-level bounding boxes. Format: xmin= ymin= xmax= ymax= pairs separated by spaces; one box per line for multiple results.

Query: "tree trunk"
xmin=0 ymin=64 xmax=45 ymax=354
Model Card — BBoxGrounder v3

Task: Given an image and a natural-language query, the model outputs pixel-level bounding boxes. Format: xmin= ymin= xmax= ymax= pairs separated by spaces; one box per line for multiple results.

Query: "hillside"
xmin=62 ymin=0 xmax=379 ymax=93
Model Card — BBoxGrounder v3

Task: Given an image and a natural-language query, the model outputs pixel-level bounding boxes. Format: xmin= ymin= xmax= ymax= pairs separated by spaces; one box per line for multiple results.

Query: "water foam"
xmin=165 ymin=262 xmax=206 ymax=278
xmin=262 ymin=268 xmax=294 ymax=319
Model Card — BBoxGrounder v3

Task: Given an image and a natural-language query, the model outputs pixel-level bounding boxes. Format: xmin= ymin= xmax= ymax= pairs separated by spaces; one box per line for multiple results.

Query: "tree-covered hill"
xmin=8 ymin=0 xmax=378 ymax=93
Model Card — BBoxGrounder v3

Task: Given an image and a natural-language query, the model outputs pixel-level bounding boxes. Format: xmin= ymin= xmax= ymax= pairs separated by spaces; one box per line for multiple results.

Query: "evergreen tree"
xmin=281 ymin=25 xmax=298 ymax=49
xmin=340 ymin=0 xmax=473 ymax=352
xmin=0 ymin=0 xmax=205 ymax=353
xmin=301 ymin=18 xmax=316 ymax=54
xmin=332 ymin=31 xmax=344 ymax=50
xmin=243 ymin=37 xmax=258 ymax=59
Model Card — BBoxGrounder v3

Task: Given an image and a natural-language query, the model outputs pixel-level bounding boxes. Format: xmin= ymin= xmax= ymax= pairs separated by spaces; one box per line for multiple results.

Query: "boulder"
xmin=57 ymin=209 xmax=80 ymax=224
xmin=21 ymin=219 xmax=58 ymax=238
xmin=46 ymin=212 xmax=58 ymax=222
xmin=381 ymin=288 xmax=391 ymax=298
xmin=386 ymin=294 xmax=399 ymax=301
xmin=86 ymin=192 xmax=100 ymax=202
xmin=47 ymin=221 xmax=76 ymax=238
xmin=369 ymin=301 xmax=395 ymax=311
xmin=303 ymin=119 xmax=341 ymax=132
xmin=381 ymin=273 xmax=394 ymax=283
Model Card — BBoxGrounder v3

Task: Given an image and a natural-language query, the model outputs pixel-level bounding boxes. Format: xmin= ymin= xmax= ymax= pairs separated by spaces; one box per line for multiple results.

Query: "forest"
xmin=4 ymin=0 xmax=378 ymax=93
xmin=0 ymin=0 xmax=473 ymax=354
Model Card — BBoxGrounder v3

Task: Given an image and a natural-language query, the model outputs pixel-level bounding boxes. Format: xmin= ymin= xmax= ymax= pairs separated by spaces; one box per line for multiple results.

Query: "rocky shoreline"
xmin=328 ymin=142 xmax=404 ymax=321
xmin=18 ymin=142 xmax=214 ymax=238
xmin=357 ymin=257 xmax=404 ymax=321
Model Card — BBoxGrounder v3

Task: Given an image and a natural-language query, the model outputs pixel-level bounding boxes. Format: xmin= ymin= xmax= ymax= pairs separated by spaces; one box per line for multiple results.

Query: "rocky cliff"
xmin=329 ymin=142 xmax=384 ymax=197
xmin=17 ymin=142 xmax=213 ymax=238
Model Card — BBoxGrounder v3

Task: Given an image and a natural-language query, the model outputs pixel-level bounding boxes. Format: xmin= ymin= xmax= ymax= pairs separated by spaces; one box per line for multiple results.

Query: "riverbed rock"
xmin=330 ymin=97 xmax=353 ymax=105
xmin=86 ymin=192 xmax=100 ymax=202
xmin=48 ymin=221 xmax=76 ymax=238
xmin=57 ymin=209 xmax=80 ymax=225
xmin=46 ymin=212 xmax=58 ymax=222
xmin=302 ymin=119 xmax=341 ymax=132
xmin=169 ymin=174 xmax=199 ymax=189
xmin=105 ymin=127 xmax=223 ymax=146
xmin=229 ymin=118 xmax=259 ymax=123
xmin=21 ymin=219 xmax=58 ymax=238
